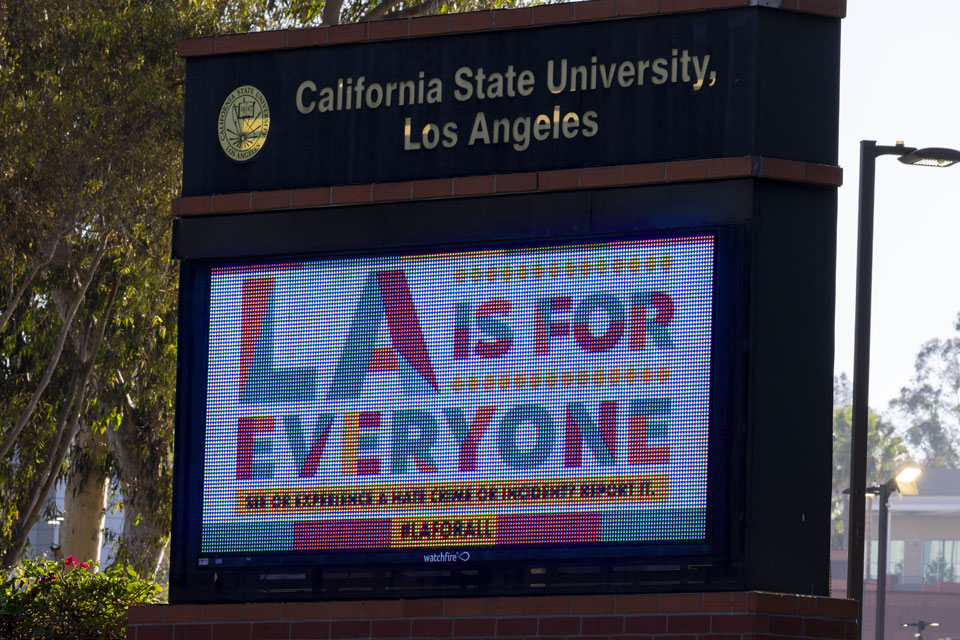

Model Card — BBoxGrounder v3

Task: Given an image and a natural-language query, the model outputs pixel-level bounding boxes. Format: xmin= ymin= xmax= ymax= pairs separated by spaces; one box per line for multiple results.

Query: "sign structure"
xmin=202 ymin=236 xmax=714 ymax=556
xmin=171 ymin=2 xmax=842 ymax=603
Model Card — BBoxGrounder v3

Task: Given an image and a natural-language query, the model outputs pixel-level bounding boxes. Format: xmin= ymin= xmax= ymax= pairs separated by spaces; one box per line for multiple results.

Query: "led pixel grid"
xmin=201 ymin=236 xmax=715 ymax=555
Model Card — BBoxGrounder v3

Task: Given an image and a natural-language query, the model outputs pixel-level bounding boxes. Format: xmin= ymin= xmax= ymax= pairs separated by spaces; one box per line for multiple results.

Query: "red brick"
xmin=410 ymin=15 xmax=449 ymax=36
xmin=534 ymin=3 xmax=575 ymax=24
xmin=361 ymin=600 xmax=402 ymax=619
xmin=528 ymin=595 xmax=571 ymax=615
xmin=580 ymin=166 xmax=623 ymax=188
xmin=806 ymin=618 xmax=846 ymax=639
xmin=539 ymin=169 xmax=580 ymax=190
xmin=661 ymin=0 xmax=704 ymax=12
xmin=768 ymin=615 xmax=803 ymax=635
xmin=404 ymin=599 xmax=444 ymax=617
xmin=497 ymin=617 xmax=537 ymax=636
xmin=495 ymin=172 xmax=538 ymax=193
xmin=328 ymin=22 xmax=367 ymax=44
xmin=701 ymin=634 xmax=743 ymax=640
xmin=444 ymin=597 xmax=486 ymax=617
xmin=244 ymin=603 xmax=283 ymax=621
xmin=583 ymin=616 xmax=625 ymax=635
xmin=252 ymin=621 xmax=290 ymax=639
xmin=844 ymin=620 xmax=859 ymax=640
xmin=322 ymin=601 xmax=363 ymax=620
xmin=797 ymin=595 xmax=817 ymax=616
xmin=247 ymin=30 xmax=287 ymax=51
xmin=748 ymin=593 xmax=796 ymax=615
xmin=616 ymin=594 xmax=659 ymax=614
xmin=485 ymin=596 xmax=528 ymax=616
xmin=215 ymin=33 xmax=247 ymax=54
xmin=180 ymin=196 xmax=212 ymax=215
xmin=252 ymin=190 xmax=291 ymax=210
xmin=283 ymin=602 xmax=323 ymax=620
xmin=624 ymin=615 xmax=667 ymax=633
xmin=798 ymin=0 xmax=842 ymax=16
xmin=709 ymin=157 xmax=753 ymax=178
xmin=668 ymin=614 xmax=710 ymax=633
xmin=412 ymin=178 xmax=453 ymax=199
xmin=292 ymin=187 xmax=331 ymax=207
xmin=454 ymin=617 xmax=494 ymax=637
xmin=623 ymin=163 xmax=665 ymax=185
xmin=332 ymin=184 xmax=371 ymax=204
xmin=371 ymin=181 xmax=411 ymax=202
xmin=660 ymin=593 xmax=702 ymax=613
xmin=212 ymin=623 xmax=251 ymax=640
xmin=412 ymin=618 xmax=453 ymax=637
xmin=330 ymin=620 xmax=370 ymax=639
xmin=665 ymin=159 xmax=710 ymax=182
xmin=287 ymin=27 xmax=327 ymax=48
xmin=212 ymin=192 xmax=250 ymax=213
xmin=761 ymin=157 xmax=804 ymax=181
xmin=368 ymin=18 xmax=409 ymax=41
xmin=618 ymin=0 xmax=659 ymax=16
xmin=178 ymin=37 xmax=215 ymax=57
xmin=539 ymin=616 xmax=581 ymax=636
xmin=704 ymin=0 xmax=749 ymax=7
xmin=493 ymin=7 xmax=533 ymax=28
xmin=780 ymin=0 xmax=799 ymax=8
xmin=291 ymin=621 xmax=331 ymax=639
xmin=165 ymin=605 xmax=204 ymax=623
xmin=129 ymin=606 xmax=165 ymax=624
xmin=450 ymin=11 xmax=491 ymax=32
xmin=804 ymin=162 xmax=843 ymax=186
xmin=839 ymin=0 xmax=847 ymax=17
xmin=204 ymin=604 xmax=245 ymax=622
xmin=703 ymin=593 xmax=747 ymax=612
xmin=713 ymin=614 xmax=758 ymax=633
xmin=172 ymin=624 xmax=213 ymax=640
xmin=139 ymin=625 xmax=174 ymax=640
xmin=754 ymin=615 xmax=770 ymax=632
xmin=454 ymin=175 xmax=495 ymax=196
xmin=575 ymin=0 xmax=617 ymax=21
xmin=571 ymin=595 xmax=615 ymax=614
xmin=371 ymin=619 xmax=411 ymax=638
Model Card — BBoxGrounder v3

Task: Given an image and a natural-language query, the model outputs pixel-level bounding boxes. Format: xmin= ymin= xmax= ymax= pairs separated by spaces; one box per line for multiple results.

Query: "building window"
xmin=922 ymin=540 xmax=960 ymax=584
xmin=867 ymin=540 xmax=906 ymax=580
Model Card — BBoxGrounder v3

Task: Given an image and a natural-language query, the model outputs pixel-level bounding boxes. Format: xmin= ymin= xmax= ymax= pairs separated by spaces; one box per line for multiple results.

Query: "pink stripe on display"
xmin=292 ymin=519 xmax=392 ymax=550
xmin=496 ymin=513 xmax=600 ymax=545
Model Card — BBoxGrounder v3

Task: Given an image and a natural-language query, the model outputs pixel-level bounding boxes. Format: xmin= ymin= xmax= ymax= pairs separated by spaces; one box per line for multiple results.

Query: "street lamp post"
xmin=903 ymin=621 xmax=940 ymax=640
xmin=869 ymin=467 xmax=921 ymax=640
xmin=847 ymin=141 xmax=960 ymax=640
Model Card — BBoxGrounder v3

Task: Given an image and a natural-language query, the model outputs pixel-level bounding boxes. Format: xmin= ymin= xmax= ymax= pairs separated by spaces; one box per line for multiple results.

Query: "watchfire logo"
xmin=423 ymin=551 xmax=471 ymax=563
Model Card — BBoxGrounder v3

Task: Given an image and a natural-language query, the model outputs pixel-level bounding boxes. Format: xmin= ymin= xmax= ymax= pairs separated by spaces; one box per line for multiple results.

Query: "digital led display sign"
xmin=199 ymin=235 xmax=715 ymax=559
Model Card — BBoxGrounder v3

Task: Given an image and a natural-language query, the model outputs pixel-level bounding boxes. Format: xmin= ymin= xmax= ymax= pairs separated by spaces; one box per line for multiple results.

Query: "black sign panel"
xmin=182 ymin=9 xmax=837 ymax=196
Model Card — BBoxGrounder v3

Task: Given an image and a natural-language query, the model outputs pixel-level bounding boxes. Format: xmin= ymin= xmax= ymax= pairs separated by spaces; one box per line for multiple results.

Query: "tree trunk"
xmin=60 ymin=429 xmax=109 ymax=566
xmin=60 ymin=470 xmax=108 ymax=566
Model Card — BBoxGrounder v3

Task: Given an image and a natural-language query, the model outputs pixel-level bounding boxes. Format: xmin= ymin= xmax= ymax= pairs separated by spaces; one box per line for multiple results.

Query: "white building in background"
xmin=25 ymin=483 xmax=124 ymax=566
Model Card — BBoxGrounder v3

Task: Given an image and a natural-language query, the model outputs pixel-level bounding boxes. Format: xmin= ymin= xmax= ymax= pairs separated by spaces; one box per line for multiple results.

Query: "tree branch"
xmin=0 ymin=234 xmax=111 ymax=461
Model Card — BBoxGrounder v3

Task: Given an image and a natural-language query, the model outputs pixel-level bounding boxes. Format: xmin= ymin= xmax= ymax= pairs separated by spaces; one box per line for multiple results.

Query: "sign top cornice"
xmin=177 ymin=0 xmax=845 ymax=58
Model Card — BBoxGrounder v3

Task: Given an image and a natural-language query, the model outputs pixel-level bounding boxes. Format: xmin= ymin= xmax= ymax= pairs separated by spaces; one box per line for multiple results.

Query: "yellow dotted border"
xmin=449 ymin=367 xmax=671 ymax=394
xmin=455 ymin=254 xmax=674 ymax=284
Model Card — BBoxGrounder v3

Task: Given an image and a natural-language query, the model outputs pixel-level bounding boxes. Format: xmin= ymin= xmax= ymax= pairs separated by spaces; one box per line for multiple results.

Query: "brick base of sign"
xmin=126 ymin=591 xmax=858 ymax=640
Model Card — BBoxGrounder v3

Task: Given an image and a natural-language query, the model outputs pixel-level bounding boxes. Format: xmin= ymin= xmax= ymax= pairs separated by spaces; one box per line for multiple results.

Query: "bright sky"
xmin=835 ymin=0 xmax=960 ymax=412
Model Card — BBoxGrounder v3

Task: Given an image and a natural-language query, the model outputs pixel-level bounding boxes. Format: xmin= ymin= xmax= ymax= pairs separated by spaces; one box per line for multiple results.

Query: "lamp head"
xmin=898 ymin=147 xmax=960 ymax=167
xmin=894 ymin=466 xmax=923 ymax=495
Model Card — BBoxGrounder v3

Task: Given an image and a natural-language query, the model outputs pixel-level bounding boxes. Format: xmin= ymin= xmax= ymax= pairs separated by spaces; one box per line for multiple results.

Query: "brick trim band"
xmin=127 ymin=591 xmax=859 ymax=640
xmin=177 ymin=0 xmax=846 ymax=58
xmin=173 ymin=157 xmax=842 ymax=217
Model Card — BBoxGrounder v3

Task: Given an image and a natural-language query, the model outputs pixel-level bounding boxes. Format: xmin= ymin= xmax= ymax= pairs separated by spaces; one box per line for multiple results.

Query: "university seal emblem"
xmin=218 ymin=85 xmax=270 ymax=161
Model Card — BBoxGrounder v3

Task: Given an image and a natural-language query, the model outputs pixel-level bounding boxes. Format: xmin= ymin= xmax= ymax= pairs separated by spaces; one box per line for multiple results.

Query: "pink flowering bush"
xmin=0 ymin=555 xmax=161 ymax=639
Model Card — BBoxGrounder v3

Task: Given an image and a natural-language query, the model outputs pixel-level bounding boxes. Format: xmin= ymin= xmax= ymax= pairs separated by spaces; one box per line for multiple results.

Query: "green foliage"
xmin=0 ymin=556 xmax=161 ymax=640
xmin=890 ymin=312 xmax=960 ymax=469
xmin=831 ymin=374 xmax=910 ymax=549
